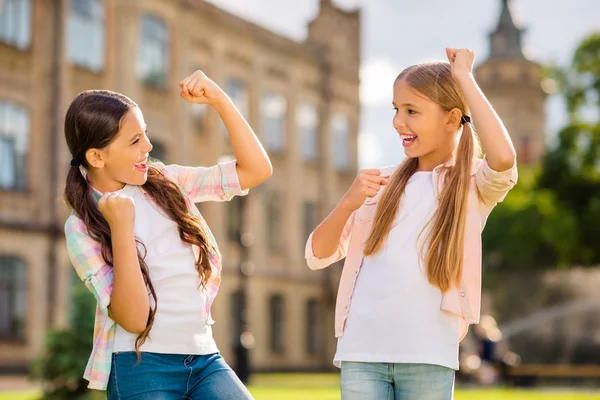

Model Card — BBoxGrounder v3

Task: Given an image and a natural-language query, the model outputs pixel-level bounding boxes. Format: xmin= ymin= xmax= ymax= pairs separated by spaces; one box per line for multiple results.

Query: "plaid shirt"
xmin=65 ymin=160 xmax=247 ymax=390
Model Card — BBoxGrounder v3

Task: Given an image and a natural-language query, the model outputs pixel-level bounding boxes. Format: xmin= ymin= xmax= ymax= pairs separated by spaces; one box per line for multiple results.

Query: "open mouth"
xmin=134 ymin=159 xmax=148 ymax=172
xmin=400 ymin=134 xmax=417 ymax=146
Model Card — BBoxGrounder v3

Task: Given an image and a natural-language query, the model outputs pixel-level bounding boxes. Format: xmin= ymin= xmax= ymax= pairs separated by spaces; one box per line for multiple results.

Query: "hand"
xmin=98 ymin=192 xmax=135 ymax=230
xmin=341 ymin=169 xmax=390 ymax=211
xmin=179 ymin=70 xmax=226 ymax=105
xmin=445 ymin=47 xmax=475 ymax=80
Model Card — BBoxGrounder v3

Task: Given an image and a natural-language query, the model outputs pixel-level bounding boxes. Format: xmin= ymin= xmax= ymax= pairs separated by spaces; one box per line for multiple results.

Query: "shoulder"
xmin=471 ymin=157 xmax=484 ymax=170
xmin=64 ymin=212 xmax=102 ymax=259
xmin=379 ymin=164 xmax=400 ymax=176
xmin=64 ymin=211 xmax=86 ymax=236
xmin=150 ymin=161 xmax=169 ymax=176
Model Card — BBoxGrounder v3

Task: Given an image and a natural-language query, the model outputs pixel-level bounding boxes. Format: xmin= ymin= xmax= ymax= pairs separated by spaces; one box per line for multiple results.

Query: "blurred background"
xmin=0 ymin=0 xmax=599 ymax=398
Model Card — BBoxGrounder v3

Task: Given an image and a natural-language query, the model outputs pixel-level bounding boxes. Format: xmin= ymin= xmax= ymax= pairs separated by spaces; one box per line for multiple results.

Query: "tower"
xmin=475 ymin=0 xmax=547 ymax=165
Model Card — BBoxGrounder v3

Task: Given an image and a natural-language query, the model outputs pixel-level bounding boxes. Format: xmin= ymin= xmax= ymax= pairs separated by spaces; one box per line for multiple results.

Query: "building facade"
xmin=0 ymin=0 xmax=359 ymax=372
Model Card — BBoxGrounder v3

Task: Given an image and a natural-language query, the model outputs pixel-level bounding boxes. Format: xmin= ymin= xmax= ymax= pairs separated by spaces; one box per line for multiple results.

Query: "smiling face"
xmin=85 ymin=107 xmax=153 ymax=192
xmin=392 ymin=62 xmax=468 ymax=170
xmin=392 ymin=78 xmax=456 ymax=159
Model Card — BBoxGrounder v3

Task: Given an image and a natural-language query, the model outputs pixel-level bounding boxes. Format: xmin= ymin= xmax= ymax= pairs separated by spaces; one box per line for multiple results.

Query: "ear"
xmin=446 ymin=108 xmax=462 ymax=131
xmin=85 ymin=148 xmax=105 ymax=169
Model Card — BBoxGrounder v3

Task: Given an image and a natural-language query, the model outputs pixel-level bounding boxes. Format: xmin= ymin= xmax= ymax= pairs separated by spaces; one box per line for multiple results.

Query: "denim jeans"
xmin=340 ymin=362 xmax=455 ymax=400
xmin=107 ymin=352 xmax=253 ymax=399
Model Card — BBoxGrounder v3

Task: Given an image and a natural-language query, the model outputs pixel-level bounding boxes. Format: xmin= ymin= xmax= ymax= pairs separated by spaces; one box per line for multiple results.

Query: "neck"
xmin=417 ymin=146 xmax=455 ymax=171
xmin=87 ymin=169 xmax=126 ymax=193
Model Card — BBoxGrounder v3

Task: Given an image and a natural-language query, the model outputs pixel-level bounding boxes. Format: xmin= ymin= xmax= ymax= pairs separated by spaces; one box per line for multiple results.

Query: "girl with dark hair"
xmin=64 ymin=70 xmax=271 ymax=399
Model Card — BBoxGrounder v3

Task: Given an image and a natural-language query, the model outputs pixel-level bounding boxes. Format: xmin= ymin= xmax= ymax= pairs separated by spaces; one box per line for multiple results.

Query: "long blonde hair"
xmin=363 ymin=61 xmax=482 ymax=292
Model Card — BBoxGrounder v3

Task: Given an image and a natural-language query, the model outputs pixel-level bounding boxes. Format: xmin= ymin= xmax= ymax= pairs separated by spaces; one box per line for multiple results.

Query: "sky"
xmin=206 ymin=0 xmax=600 ymax=167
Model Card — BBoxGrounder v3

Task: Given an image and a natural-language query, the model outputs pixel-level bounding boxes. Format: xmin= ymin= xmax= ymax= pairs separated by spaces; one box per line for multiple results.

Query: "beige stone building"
xmin=475 ymin=0 xmax=547 ymax=165
xmin=0 ymin=0 xmax=359 ymax=373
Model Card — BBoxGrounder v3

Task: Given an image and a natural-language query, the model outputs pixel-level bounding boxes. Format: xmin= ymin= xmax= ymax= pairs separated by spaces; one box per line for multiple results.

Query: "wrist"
xmin=210 ymin=91 xmax=232 ymax=111
xmin=110 ymin=223 xmax=134 ymax=238
xmin=454 ymin=71 xmax=475 ymax=84
xmin=338 ymin=197 xmax=357 ymax=213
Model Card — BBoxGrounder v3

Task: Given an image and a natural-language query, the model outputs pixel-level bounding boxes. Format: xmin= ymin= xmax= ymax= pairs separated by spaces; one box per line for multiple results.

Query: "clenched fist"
xmin=179 ymin=70 xmax=226 ymax=105
xmin=445 ymin=47 xmax=475 ymax=80
xmin=98 ymin=192 xmax=135 ymax=230
xmin=341 ymin=169 xmax=390 ymax=211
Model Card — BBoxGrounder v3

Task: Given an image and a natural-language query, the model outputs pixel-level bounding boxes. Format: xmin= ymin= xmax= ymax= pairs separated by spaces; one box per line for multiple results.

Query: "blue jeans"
xmin=107 ymin=352 xmax=253 ymax=399
xmin=340 ymin=362 xmax=455 ymax=400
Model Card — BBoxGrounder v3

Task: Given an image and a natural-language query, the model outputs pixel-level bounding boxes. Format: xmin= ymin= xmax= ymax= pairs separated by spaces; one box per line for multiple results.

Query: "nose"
xmin=143 ymin=135 xmax=153 ymax=154
xmin=393 ymin=113 xmax=406 ymax=131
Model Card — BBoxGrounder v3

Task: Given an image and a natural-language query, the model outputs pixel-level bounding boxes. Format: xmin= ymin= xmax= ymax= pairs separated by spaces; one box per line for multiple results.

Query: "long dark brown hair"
xmin=63 ymin=90 xmax=215 ymax=356
xmin=363 ymin=62 xmax=482 ymax=292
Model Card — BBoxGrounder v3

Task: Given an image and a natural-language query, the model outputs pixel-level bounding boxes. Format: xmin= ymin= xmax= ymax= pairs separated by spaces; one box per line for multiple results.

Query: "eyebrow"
xmin=129 ymin=126 xmax=148 ymax=140
xmin=131 ymin=125 xmax=148 ymax=139
xmin=392 ymin=102 xmax=420 ymax=108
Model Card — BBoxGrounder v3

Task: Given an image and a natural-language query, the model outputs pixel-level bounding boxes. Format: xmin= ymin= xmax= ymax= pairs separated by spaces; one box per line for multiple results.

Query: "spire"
xmin=489 ymin=0 xmax=525 ymax=59
xmin=320 ymin=0 xmax=332 ymax=9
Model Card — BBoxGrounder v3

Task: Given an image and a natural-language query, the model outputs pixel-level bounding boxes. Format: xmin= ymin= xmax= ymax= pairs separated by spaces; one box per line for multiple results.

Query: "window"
xmin=221 ymin=78 xmax=248 ymax=135
xmin=227 ymin=196 xmax=242 ymax=241
xmin=0 ymin=257 xmax=26 ymax=341
xmin=0 ymin=102 xmax=29 ymax=190
xmin=269 ymin=295 xmax=284 ymax=353
xmin=138 ymin=14 xmax=169 ymax=87
xmin=297 ymin=102 xmax=318 ymax=161
xmin=331 ymin=113 xmax=350 ymax=170
xmin=261 ymin=91 xmax=286 ymax=152
xmin=306 ymin=298 xmax=320 ymax=354
xmin=265 ymin=191 xmax=282 ymax=250
xmin=67 ymin=0 xmax=105 ymax=71
xmin=0 ymin=0 xmax=31 ymax=50
xmin=492 ymin=32 xmax=507 ymax=56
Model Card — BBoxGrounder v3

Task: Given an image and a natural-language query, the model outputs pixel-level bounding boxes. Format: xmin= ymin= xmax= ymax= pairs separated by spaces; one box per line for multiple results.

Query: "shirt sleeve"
xmin=475 ymin=156 xmax=518 ymax=206
xmin=65 ymin=215 xmax=114 ymax=317
xmin=305 ymin=211 xmax=356 ymax=270
xmin=163 ymin=160 xmax=249 ymax=203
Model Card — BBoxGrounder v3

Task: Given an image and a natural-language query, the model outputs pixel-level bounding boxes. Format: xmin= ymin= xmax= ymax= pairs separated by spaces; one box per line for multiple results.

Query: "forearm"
xmin=312 ymin=202 xmax=354 ymax=259
xmin=456 ymin=73 xmax=516 ymax=171
xmin=213 ymin=96 xmax=272 ymax=189
xmin=108 ymin=227 xmax=149 ymax=333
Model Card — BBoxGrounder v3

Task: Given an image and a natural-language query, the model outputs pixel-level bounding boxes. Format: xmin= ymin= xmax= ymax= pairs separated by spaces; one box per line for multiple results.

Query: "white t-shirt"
xmin=334 ymin=171 xmax=460 ymax=370
xmin=112 ymin=184 xmax=218 ymax=355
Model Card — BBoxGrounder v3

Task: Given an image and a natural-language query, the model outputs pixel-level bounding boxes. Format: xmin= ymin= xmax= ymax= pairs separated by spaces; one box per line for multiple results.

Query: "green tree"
xmin=482 ymin=169 xmax=579 ymax=271
xmin=538 ymin=32 xmax=600 ymax=264
xmin=483 ymin=32 xmax=600 ymax=269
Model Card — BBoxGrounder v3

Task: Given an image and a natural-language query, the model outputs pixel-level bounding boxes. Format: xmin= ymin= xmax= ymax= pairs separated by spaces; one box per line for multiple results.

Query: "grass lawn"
xmin=249 ymin=373 xmax=600 ymax=399
xmin=1 ymin=373 xmax=599 ymax=399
